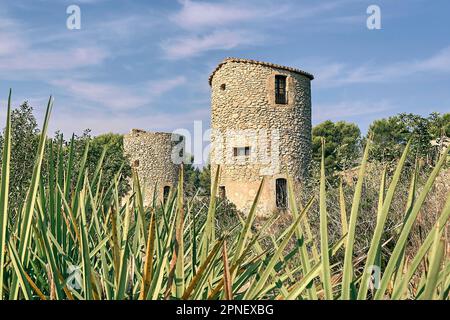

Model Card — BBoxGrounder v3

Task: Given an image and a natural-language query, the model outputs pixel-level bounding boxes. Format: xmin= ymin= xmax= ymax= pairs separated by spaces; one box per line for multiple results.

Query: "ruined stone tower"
xmin=209 ymin=58 xmax=313 ymax=216
xmin=123 ymin=129 xmax=184 ymax=205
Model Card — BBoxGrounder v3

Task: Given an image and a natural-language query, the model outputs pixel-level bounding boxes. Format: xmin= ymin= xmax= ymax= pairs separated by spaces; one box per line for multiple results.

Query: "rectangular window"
xmin=233 ymin=146 xmax=251 ymax=157
xmin=275 ymin=75 xmax=287 ymax=104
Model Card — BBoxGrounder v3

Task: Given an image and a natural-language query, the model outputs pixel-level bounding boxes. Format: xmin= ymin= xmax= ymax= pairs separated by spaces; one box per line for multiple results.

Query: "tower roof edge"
xmin=208 ymin=57 xmax=314 ymax=85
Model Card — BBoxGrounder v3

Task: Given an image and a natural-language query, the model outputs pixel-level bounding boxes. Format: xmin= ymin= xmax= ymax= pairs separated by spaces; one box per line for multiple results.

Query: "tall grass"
xmin=0 ymin=93 xmax=449 ymax=300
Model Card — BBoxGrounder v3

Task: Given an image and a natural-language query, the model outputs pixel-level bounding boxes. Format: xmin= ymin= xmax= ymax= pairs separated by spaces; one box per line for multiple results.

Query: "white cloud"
xmin=52 ymin=79 xmax=149 ymax=110
xmin=417 ymin=46 xmax=450 ymax=72
xmin=162 ymin=29 xmax=261 ymax=59
xmin=0 ymin=14 xmax=110 ymax=74
xmin=170 ymin=0 xmax=287 ymax=30
xmin=51 ymin=76 xmax=186 ymax=111
xmin=87 ymin=13 xmax=162 ymax=41
xmin=291 ymin=0 xmax=354 ymax=19
xmin=147 ymin=76 xmax=187 ymax=95
xmin=0 ymin=47 xmax=109 ymax=71
xmin=170 ymin=0 xmax=351 ymax=30
xmin=314 ymin=46 xmax=450 ymax=87
xmin=0 ymin=19 xmax=27 ymax=56
xmin=164 ymin=0 xmax=352 ymax=60
xmin=0 ymin=34 xmax=26 ymax=57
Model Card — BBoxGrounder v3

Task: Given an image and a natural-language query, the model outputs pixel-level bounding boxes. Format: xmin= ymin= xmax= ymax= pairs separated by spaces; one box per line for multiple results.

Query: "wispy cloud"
xmin=170 ymin=0 xmax=288 ymax=30
xmin=170 ymin=0 xmax=351 ymax=30
xmin=51 ymin=76 xmax=187 ymax=111
xmin=162 ymin=29 xmax=262 ymax=59
xmin=163 ymin=0 xmax=278 ymax=59
xmin=0 ymin=18 xmax=27 ymax=56
xmin=0 ymin=13 xmax=110 ymax=75
xmin=417 ymin=46 xmax=450 ymax=72
xmin=164 ymin=0 xmax=354 ymax=60
xmin=147 ymin=76 xmax=187 ymax=95
xmin=0 ymin=47 xmax=109 ymax=72
xmin=290 ymin=0 xmax=355 ymax=19
xmin=314 ymin=46 xmax=450 ymax=87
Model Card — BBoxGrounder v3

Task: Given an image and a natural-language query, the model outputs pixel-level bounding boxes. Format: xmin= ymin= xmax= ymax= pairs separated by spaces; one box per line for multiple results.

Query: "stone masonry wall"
xmin=210 ymin=58 xmax=313 ymax=217
xmin=123 ymin=129 xmax=183 ymax=206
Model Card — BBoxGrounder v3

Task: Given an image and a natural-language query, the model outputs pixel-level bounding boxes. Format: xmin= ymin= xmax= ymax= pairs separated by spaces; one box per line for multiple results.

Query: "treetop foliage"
xmin=0 ymin=102 xmax=131 ymax=211
xmin=313 ymin=112 xmax=450 ymax=175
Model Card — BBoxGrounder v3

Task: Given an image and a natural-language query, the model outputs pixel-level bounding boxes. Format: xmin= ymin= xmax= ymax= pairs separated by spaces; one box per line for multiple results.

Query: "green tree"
xmin=87 ymin=133 xmax=131 ymax=197
xmin=428 ymin=112 xmax=450 ymax=138
xmin=183 ymin=154 xmax=201 ymax=196
xmin=0 ymin=102 xmax=40 ymax=210
xmin=198 ymin=163 xmax=211 ymax=195
xmin=368 ymin=116 xmax=408 ymax=162
xmin=312 ymin=120 xmax=361 ymax=174
xmin=368 ymin=113 xmax=432 ymax=162
xmin=63 ymin=131 xmax=131 ymax=197
xmin=183 ymin=155 xmax=211 ymax=197
xmin=1 ymin=103 xmax=132 ymax=208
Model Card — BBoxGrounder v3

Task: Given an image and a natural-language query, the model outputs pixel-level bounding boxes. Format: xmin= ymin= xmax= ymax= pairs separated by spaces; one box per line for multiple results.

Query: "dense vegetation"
xmin=0 ymin=102 xmax=131 ymax=213
xmin=312 ymin=113 xmax=449 ymax=176
xmin=2 ymin=101 xmax=448 ymax=200
xmin=0 ymin=93 xmax=448 ymax=300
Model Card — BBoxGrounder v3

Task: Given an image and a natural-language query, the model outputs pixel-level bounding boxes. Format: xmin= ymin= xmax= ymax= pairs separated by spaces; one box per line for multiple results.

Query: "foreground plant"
xmin=0 ymin=92 xmax=448 ymax=300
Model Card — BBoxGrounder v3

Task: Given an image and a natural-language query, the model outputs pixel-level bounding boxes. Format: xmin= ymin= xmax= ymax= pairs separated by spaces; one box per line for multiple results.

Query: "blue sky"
xmin=0 ymin=0 xmax=449 ymax=142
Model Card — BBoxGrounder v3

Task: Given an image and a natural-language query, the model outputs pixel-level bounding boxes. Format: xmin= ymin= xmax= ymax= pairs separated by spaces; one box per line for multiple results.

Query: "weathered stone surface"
xmin=123 ymin=130 xmax=183 ymax=205
xmin=209 ymin=58 xmax=313 ymax=217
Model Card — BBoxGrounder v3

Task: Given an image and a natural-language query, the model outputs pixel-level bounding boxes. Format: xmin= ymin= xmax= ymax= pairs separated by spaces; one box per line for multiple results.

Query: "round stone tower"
xmin=209 ymin=58 xmax=313 ymax=216
xmin=123 ymin=129 xmax=184 ymax=205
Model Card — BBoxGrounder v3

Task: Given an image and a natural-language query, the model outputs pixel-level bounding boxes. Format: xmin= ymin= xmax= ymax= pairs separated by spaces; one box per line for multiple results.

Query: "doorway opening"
xmin=276 ymin=178 xmax=287 ymax=209
xmin=163 ymin=186 xmax=171 ymax=203
xmin=219 ymin=186 xmax=226 ymax=199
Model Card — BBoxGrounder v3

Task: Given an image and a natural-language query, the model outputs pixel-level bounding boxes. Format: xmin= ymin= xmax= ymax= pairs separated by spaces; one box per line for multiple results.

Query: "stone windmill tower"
xmin=209 ymin=58 xmax=313 ymax=216
xmin=124 ymin=129 xmax=184 ymax=205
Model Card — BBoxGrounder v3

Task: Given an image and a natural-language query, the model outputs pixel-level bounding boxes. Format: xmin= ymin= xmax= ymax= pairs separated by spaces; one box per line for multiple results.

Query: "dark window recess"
xmin=275 ymin=75 xmax=287 ymax=104
xmin=220 ymin=83 xmax=226 ymax=90
xmin=276 ymin=178 xmax=287 ymax=208
xmin=133 ymin=159 xmax=140 ymax=168
xmin=219 ymin=186 xmax=226 ymax=199
xmin=233 ymin=146 xmax=251 ymax=157
xmin=163 ymin=186 xmax=171 ymax=203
